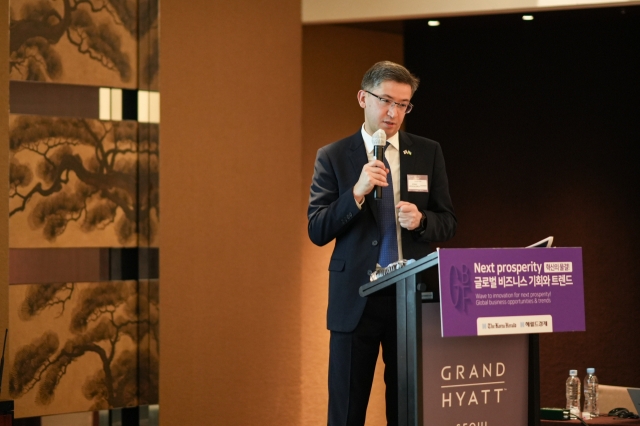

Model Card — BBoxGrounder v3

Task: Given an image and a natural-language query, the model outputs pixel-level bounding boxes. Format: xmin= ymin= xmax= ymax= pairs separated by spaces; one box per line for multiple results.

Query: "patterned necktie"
xmin=377 ymin=142 xmax=398 ymax=267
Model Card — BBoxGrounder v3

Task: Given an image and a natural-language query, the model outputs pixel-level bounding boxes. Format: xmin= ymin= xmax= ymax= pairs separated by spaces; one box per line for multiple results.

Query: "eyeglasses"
xmin=365 ymin=91 xmax=413 ymax=114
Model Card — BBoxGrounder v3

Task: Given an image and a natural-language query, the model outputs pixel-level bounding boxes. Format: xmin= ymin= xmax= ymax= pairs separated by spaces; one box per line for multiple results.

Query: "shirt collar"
xmin=361 ymin=124 xmax=400 ymax=154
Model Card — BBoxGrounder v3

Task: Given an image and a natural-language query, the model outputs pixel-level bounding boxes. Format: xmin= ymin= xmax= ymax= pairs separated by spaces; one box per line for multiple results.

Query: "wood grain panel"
xmin=160 ymin=1 xmax=302 ymax=425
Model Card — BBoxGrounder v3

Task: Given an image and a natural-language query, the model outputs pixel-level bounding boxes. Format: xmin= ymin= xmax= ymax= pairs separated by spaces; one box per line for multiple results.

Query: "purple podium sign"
xmin=438 ymin=247 xmax=585 ymax=337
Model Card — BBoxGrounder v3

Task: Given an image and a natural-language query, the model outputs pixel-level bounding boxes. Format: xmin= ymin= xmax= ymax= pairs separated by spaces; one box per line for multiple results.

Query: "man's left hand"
xmin=396 ymin=201 xmax=422 ymax=230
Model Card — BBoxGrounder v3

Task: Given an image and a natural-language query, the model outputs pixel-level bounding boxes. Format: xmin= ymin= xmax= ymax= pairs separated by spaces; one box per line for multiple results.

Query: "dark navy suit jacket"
xmin=308 ymin=130 xmax=457 ymax=332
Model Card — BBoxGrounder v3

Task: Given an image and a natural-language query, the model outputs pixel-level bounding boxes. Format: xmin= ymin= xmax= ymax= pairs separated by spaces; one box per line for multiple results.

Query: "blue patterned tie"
xmin=377 ymin=143 xmax=398 ymax=267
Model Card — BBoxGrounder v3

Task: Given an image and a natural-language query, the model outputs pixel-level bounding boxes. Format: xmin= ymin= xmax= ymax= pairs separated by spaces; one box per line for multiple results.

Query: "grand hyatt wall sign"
xmin=438 ymin=247 xmax=585 ymax=337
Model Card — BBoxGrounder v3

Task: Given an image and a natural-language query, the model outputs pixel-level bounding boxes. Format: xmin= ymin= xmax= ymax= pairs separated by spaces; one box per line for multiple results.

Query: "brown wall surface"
xmin=160 ymin=1 xmax=302 ymax=425
xmin=0 ymin=0 xmax=9 ymax=400
xmin=301 ymin=25 xmax=403 ymax=426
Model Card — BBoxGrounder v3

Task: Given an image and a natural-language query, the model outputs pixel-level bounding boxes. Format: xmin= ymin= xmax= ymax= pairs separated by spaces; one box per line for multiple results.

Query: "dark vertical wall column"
xmin=137 ymin=0 xmax=160 ymax=410
xmin=404 ymin=7 xmax=640 ymax=407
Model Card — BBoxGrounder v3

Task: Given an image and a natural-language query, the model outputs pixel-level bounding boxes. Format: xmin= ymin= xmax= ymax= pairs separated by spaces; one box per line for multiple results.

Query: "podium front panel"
xmin=421 ymin=303 xmax=529 ymax=425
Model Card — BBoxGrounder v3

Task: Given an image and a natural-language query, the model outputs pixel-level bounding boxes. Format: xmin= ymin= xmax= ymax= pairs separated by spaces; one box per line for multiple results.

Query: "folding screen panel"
xmin=7 ymin=0 xmax=159 ymax=420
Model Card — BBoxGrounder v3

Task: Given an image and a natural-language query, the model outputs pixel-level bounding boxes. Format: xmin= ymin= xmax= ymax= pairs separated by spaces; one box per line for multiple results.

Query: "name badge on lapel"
xmin=407 ymin=174 xmax=429 ymax=192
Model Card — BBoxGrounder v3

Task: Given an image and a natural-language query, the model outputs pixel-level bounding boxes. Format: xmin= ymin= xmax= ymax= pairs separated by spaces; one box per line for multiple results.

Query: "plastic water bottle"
xmin=566 ymin=370 xmax=581 ymax=418
xmin=583 ymin=368 xmax=599 ymax=418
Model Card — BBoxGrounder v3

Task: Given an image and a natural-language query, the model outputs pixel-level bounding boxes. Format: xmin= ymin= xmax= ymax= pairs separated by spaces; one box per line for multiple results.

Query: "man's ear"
xmin=357 ymin=90 xmax=367 ymax=108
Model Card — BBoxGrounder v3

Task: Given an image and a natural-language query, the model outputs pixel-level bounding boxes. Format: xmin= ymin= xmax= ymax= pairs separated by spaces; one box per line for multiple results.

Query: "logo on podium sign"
xmin=449 ymin=265 xmax=472 ymax=313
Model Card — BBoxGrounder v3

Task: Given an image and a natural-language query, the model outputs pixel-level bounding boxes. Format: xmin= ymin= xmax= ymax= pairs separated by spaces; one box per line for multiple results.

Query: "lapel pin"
xmin=403 ymin=150 xmax=412 ymax=155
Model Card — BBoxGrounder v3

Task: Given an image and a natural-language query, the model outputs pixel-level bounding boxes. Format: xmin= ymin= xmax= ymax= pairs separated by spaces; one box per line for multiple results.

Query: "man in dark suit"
xmin=308 ymin=61 xmax=457 ymax=426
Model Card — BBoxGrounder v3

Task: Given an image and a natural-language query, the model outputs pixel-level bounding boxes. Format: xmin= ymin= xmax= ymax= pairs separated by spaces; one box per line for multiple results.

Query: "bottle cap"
xmin=570 ymin=369 xmax=578 ymax=375
xmin=587 ymin=368 xmax=595 ymax=374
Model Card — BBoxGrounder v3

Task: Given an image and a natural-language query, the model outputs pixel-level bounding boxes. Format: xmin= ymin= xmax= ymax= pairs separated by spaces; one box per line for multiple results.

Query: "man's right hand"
xmin=353 ymin=159 xmax=389 ymax=203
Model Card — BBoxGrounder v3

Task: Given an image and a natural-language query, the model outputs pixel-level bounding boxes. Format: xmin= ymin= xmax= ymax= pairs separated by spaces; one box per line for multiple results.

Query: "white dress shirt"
xmin=360 ymin=124 xmax=403 ymax=261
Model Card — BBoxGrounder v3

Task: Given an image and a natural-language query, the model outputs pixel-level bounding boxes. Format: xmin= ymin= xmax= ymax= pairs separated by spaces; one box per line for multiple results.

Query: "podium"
xmin=359 ymin=248 xmax=584 ymax=426
xmin=360 ymin=252 xmax=438 ymax=426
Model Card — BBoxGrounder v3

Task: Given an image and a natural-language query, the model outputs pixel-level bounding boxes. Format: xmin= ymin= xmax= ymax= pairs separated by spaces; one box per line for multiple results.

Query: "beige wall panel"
xmin=303 ymin=0 xmax=639 ymax=23
xmin=0 ymin=0 xmax=10 ymax=400
xmin=301 ymin=25 xmax=403 ymax=426
xmin=160 ymin=0 xmax=302 ymax=425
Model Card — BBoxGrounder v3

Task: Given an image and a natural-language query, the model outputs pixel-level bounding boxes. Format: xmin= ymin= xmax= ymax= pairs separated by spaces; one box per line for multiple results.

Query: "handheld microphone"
xmin=372 ymin=129 xmax=386 ymax=200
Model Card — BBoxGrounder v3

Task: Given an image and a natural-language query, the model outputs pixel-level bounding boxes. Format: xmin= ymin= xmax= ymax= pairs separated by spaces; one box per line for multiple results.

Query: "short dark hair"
xmin=361 ymin=61 xmax=420 ymax=95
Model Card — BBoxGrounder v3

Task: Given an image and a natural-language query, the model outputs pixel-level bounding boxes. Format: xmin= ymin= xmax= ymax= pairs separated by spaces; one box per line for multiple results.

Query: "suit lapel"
xmin=399 ymin=132 xmax=416 ymax=201
xmin=348 ymin=130 xmax=379 ymax=224
xmin=348 ymin=131 xmax=368 ymax=176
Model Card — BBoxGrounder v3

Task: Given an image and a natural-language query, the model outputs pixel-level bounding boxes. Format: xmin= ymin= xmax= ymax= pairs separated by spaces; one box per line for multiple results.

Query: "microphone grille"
xmin=372 ymin=129 xmax=386 ymax=146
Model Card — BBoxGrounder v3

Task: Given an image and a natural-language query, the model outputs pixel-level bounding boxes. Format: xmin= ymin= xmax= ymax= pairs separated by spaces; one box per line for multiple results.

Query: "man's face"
xmin=357 ymin=80 xmax=413 ymax=138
